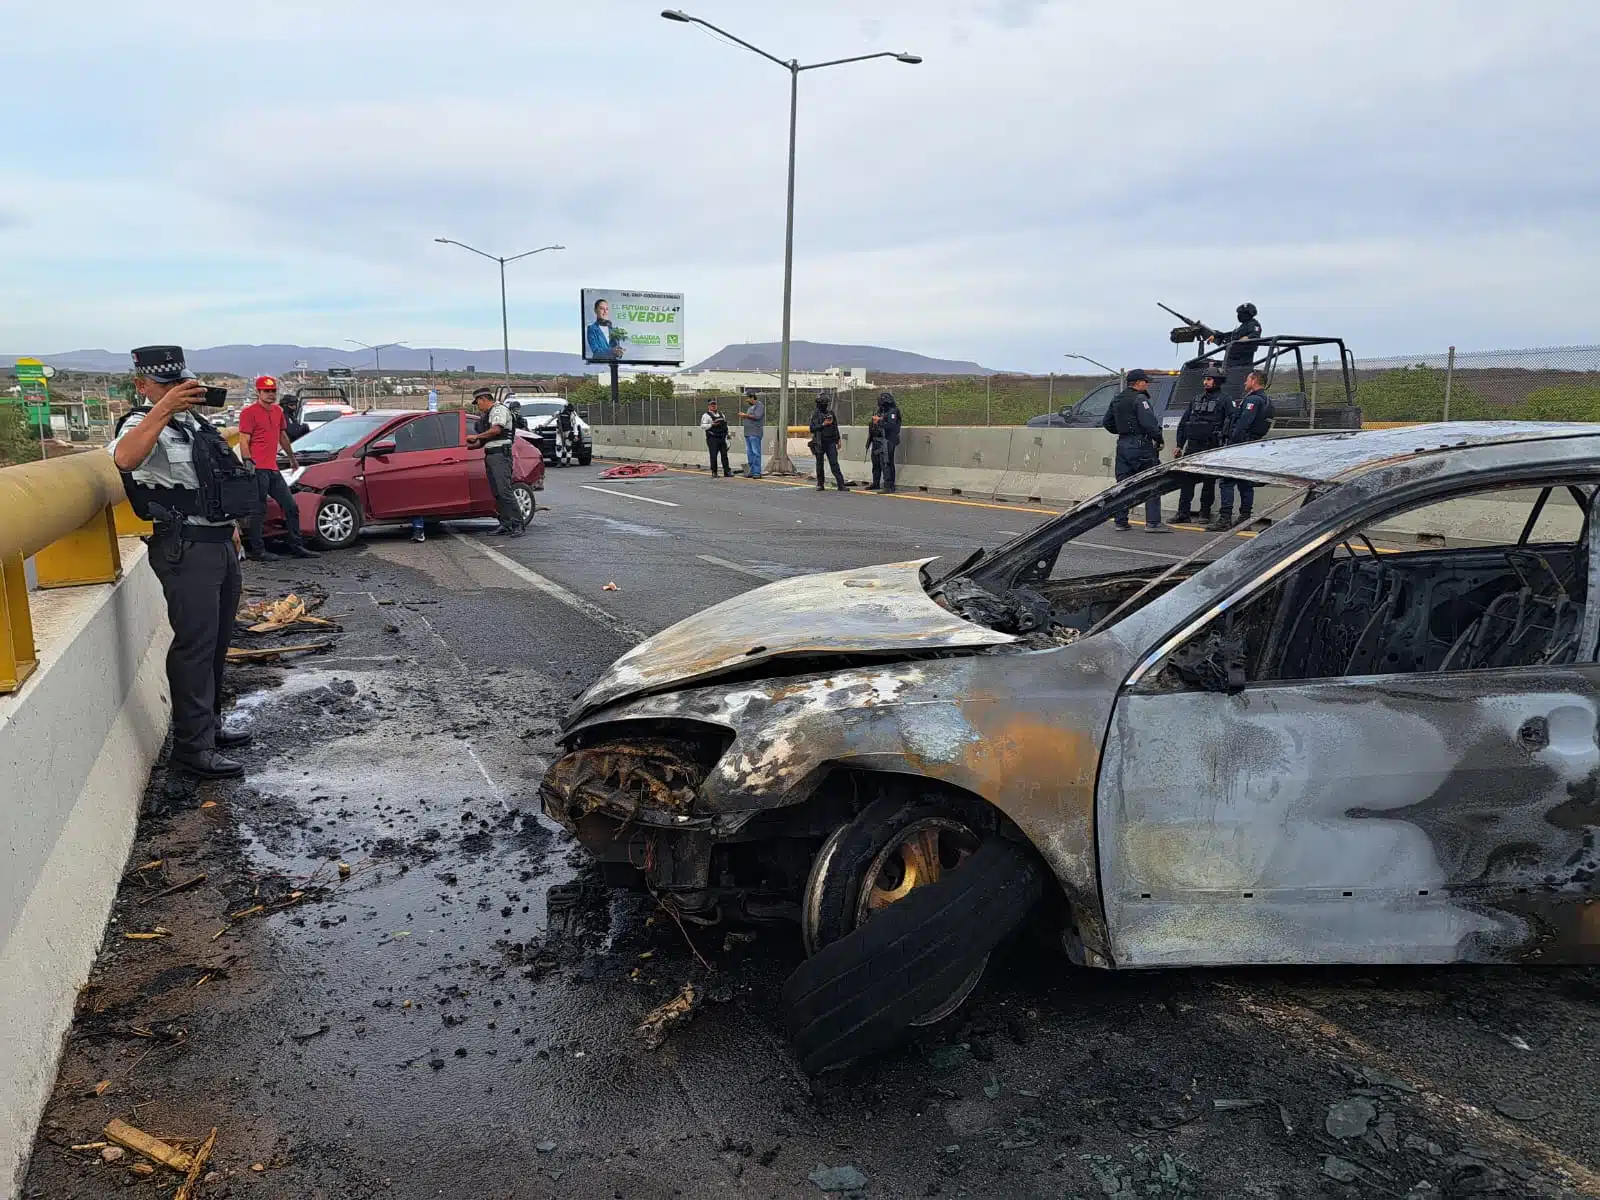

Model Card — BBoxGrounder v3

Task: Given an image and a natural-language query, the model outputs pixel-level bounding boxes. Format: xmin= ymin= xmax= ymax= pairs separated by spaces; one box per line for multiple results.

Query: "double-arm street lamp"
xmin=433 ymin=239 xmax=566 ymax=377
xmin=661 ymin=9 xmax=919 ymax=473
xmin=346 ymin=339 xmax=407 ymax=373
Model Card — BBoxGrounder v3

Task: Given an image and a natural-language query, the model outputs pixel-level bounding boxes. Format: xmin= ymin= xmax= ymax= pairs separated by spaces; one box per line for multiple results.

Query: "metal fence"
xmin=1339 ymin=344 xmax=1600 ymax=424
xmin=590 ymin=374 xmax=1109 ymax=430
xmin=592 ymin=343 xmax=1600 ymax=429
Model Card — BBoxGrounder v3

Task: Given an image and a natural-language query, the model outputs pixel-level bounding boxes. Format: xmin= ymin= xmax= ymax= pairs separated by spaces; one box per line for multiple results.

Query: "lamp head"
xmin=896 ymin=52 xmax=922 ymax=64
xmin=661 ymin=9 xmax=691 ymax=21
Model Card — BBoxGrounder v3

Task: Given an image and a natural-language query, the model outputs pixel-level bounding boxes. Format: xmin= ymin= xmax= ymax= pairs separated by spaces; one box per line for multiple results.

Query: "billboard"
xmin=581 ymin=289 xmax=684 ymax=366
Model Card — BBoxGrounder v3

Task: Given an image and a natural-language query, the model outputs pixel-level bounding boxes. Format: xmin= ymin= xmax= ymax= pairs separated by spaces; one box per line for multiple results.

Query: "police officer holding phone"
xmin=109 ymin=346 xmax=259 ymax=779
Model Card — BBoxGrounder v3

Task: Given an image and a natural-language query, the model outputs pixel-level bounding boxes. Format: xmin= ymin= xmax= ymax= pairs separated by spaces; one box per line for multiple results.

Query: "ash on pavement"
xmin=22 ymin=502 xmax=1600 ymax=1200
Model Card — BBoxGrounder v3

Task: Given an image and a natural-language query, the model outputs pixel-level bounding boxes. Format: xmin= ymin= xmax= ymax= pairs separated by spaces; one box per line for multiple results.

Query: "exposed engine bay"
xmin=930 ymin=569 xmax=1192 ymax=649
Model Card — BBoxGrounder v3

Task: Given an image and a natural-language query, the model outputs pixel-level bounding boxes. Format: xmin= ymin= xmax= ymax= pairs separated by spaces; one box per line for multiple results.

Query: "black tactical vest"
xmin=115 ymin=409 xmax=259 ymax=524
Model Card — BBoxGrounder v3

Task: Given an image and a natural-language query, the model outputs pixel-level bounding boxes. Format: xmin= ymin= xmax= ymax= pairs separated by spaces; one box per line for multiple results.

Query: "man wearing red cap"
xmin=238 ymin=375 xmax=317 ymax=560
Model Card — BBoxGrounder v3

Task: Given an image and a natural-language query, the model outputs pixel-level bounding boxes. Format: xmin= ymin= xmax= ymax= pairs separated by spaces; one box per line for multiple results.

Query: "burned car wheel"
xmin=802 ymin=799 xmax=986 ymax=1025
xmin=784 ymin=836 xmax=1045 ymax=1075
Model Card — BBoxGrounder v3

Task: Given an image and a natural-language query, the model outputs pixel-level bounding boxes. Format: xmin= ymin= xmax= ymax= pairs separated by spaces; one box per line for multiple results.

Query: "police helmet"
xmin=1237 ymin=302 xmax=1257 ymax=321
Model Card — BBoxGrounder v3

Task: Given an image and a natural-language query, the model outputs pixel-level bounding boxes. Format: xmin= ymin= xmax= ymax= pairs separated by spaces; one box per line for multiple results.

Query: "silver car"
xmin=542 ymin=423 xmax=1600 ymax=1071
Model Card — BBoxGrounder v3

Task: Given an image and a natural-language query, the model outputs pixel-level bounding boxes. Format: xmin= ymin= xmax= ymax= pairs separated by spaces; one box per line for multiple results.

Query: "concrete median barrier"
xmin=2 ymin=541 xmax=171 ymax=1190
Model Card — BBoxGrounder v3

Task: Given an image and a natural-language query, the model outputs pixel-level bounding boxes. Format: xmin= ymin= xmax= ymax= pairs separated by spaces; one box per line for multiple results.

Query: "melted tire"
xmin=783 ymin=837 xmax=1045 ymax=1075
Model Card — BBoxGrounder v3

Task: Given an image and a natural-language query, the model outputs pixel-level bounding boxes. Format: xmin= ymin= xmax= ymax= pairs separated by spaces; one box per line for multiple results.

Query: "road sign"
xmin=328 ymin=366 xmax=354 ymax=380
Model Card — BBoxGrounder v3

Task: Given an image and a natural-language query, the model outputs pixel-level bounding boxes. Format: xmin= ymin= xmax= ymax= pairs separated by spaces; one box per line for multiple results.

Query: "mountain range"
xmin=3 ymin=340 xmax=998 ymax=377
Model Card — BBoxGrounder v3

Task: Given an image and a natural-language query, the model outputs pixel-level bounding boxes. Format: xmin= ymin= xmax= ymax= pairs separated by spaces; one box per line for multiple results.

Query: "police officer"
xmin=1209 ymin=302 xmax=1262 ymax=400
xmin=109 ymin=346 xmax=258 ymax=779
xmin=1210 ymin=302 xmax=1261 ymax=350
xmin=866 ymin=391 xmax=903 ymax=492
xmin=1101 ymin=368 xmax=1167 ymax=532
xmin=808 ymin=396 xmax=849 ymax=491
xmin=1172 ymin=368 xmax=1227 ymax=524
xmin=1208 ymin=369 xmax=1273 ymax=531
xmin=466 ymin=387 xmax=525 ymax=536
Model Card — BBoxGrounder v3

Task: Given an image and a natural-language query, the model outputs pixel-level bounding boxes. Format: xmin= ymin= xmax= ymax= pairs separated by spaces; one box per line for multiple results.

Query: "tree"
xmin=0 ymin=403 xmax=36 ymax=466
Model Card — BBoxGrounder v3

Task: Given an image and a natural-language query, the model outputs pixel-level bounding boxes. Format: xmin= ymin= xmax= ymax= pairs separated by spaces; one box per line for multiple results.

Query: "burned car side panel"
xmin=547 ymin=642 xmax=1139 ymax=963
xmin=1098 ymin=674 xmax=1600 ymax=967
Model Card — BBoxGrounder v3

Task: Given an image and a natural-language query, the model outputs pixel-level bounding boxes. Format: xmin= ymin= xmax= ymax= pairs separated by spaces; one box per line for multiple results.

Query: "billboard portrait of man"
xmin=585 ymin=297 xmax=621 ymax=362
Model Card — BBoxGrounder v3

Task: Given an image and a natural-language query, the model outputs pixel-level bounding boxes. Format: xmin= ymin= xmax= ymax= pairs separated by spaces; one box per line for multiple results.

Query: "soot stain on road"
xmin=21 ymin=540 xmax=1600 ymax=1200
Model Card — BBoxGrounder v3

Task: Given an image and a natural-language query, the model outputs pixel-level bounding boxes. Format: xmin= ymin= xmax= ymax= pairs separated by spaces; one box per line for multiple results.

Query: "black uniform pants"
xmin=148 ymin=531 xmax=241 ymax=762
xmin=1175 ymin=441 xmax=1218 ymax=517
xmin=485 ymin=448 xmax=522 ymax=531
xmin=870 ymin=442 xmax=897 ymax=489
xmin=1112 ymin=440 xmax=1162 ymax=528
xmin=815 ymin=441 xmax=846 ymax=488
xmin=243 ymin=468 xmax=303 ymax=554
xmin=707 ymin=436 xmax=731 ymax=476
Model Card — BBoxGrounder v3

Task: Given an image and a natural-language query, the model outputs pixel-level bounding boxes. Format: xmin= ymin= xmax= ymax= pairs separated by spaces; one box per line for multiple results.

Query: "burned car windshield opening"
xmin=928 ymin=470 xmax=1315 ymax=645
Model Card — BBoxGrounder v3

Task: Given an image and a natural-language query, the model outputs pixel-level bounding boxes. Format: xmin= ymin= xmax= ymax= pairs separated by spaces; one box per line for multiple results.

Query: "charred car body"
xmin=542 ymin=423 xmax=1600 ymax=1069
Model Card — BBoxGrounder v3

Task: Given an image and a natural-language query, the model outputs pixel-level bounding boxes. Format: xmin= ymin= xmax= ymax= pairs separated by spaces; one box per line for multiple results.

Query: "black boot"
xmin=171 ymin=750 xmax=244 ymax=780
xmin=1206 ymin=512 xmax=1234 ymax=532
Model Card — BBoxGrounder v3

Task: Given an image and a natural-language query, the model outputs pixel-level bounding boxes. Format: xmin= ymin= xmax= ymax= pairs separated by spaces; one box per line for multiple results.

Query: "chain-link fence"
xmin=1343 ymin=345 xmax=1600 ymax=424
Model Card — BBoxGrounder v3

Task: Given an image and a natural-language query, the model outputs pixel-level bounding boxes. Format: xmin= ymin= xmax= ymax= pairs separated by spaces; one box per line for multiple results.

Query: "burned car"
xmin=542 ymin=423 xmax=1600 ymax=1071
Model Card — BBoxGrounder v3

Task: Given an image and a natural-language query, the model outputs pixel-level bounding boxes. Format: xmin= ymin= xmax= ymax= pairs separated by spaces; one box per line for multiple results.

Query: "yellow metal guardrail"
xmin=0 ymin=453 xmax=136 ymax=693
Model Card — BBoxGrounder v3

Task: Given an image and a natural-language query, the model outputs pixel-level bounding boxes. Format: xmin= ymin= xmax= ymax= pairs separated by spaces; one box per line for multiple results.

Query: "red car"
xmin=265 ymin=410 xmax=545 ymax=549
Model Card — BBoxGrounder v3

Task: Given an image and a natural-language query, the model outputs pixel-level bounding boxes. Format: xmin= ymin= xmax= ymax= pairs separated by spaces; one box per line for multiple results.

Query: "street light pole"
xmin=346 ymin=339 xmax=407 ymax=373
xmin=434 ymin=239 xmax=566 ymax=380
xmin=1063 ymin=353 xmax=1120 ymax=378
xmin=661 ymin=10 xmax=920 ymax=474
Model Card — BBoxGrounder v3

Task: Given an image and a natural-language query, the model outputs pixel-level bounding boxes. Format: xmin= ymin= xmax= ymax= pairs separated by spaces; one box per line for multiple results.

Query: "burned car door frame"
xmin=1098 ymin=469 xmax=1600 ymax=968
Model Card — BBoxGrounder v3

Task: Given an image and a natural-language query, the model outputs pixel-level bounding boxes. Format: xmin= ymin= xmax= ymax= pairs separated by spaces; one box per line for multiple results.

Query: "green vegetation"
xmin=1353 ymin=366 xmax=1600 ymax=423
xmin=0 ymin=403 xmax=37 ymax=466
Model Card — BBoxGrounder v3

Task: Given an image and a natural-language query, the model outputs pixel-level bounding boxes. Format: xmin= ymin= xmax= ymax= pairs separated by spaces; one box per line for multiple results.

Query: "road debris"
xmin=240 ymin=593 xmax=339 ymax=634
xmin=1325 ymin=1096 xmax=1377 ymax=1139
xmin=598 ymin=462 xmax=667 ymax=479
xmin=1494 ymin=1098 xmax=1552 ymax=1122
xmin=174 ymin=1128 xmax=218 ymax=1200
xmin=123 ymin=928 xmax=170 ymax=940
xmin=1322 ymin=1155 xmax=1360 ymax=1183
xmin=91 ymin=1080 xmax=111 ymax=1097
xmin=636 ymin=983 xmax=699 ymax=1050
xmin=104 ymin=1118 xmax=194 ymax=1172
xmin=602 ymin=581 xmax=620 ymax=591
xmin=1213 ymin=1098 xmax=1266 ymax=1112
xmin=100 ymin=1146 xmax=125 ymax=1163
xmin=808 ymin=1163 xmax=868 ymax=1192
xmin=227 ymin=641 xmax=334 ymax=663
xmin=140 ymin=872 xmax=208 ymax=902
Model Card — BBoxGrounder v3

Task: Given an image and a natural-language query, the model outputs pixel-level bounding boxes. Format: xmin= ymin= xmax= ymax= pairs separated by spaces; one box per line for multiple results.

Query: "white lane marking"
xmin=451 ymin=533 xmax=646 ymax=644
xmin=580 ymin=484 xmax=680 ymax=507
xmin=696 ymin=554 xmax=780 ymax=582
xmin=1078 ymin=538 xmax=1187 ymax=561
xmin=993 ymin=529 xmax=1023 ymax=537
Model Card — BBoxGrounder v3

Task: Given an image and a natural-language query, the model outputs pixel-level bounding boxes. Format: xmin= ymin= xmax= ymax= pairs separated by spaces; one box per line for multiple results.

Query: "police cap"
xmin=472 ymin=386 xmax=495 ymax=401
xmin=1125 ymin=368 xmax=1150 ymax=384
xmin=131 ymin=345 xmax=195 ymax=383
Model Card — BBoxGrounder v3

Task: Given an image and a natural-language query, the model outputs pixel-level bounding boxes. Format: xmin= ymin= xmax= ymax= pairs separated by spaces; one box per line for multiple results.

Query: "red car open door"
xmin=361 ymin=413 xmax=473 ymax=519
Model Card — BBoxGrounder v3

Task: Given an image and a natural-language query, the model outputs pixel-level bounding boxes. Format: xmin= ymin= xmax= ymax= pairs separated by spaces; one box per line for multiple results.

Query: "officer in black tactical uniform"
xmin=1208 ymin=369 xmax=1274 ymax=531
xmin=1209 ymin=302 xmax=1262 ymax=400
xmin=1100 ymin=368 xmax=1167 ymax=532
xmin=109 ymin=346 xmax=259 ymax=779
xmin=1172 ymin=368 xmax=1228 ymax=524
xmin=866 ymin=391 xmax=902 ymax=492
xmin=808 ymin=396 xmax=849 ymax=491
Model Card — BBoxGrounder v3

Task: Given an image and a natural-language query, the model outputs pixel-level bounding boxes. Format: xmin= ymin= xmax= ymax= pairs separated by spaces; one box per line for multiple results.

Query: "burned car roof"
xmin=1180 ymin=422 xmax=1600 ymax=484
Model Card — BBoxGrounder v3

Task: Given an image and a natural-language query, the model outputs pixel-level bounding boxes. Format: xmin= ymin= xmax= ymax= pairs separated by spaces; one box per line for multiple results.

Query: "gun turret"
xmin=1158 ymin=302 xmax=1218 ymax=345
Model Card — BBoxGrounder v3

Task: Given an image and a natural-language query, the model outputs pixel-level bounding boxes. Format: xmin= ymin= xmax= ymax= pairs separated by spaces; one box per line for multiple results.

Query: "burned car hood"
xmin=570 ymin=559 xmax=1015 ymax=722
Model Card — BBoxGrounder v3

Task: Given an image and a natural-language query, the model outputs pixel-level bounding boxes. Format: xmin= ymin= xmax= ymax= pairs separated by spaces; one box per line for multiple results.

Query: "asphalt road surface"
xmin=22 ymin=463 xmax=1600 ymax=1200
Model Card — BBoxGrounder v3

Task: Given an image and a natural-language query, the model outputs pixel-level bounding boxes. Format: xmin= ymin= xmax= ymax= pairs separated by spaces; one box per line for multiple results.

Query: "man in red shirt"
xmin=238 ymin=376 xmax=317 ymax=560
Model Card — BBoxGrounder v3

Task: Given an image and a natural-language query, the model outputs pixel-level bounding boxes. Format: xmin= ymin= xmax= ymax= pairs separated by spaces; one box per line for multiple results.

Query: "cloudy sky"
xmin=2 ymin=0 xmax=1595 ymax=370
